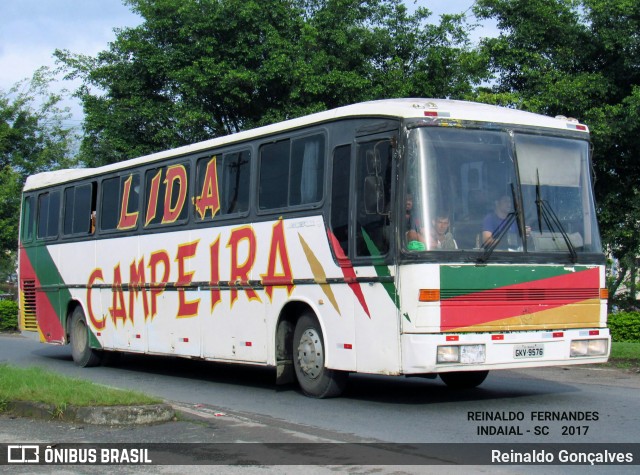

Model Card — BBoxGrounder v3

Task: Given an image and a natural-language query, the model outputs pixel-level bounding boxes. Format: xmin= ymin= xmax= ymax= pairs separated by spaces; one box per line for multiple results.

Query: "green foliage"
xmin=56 ymin=0 xmax=487 ymax=166
xmin=0 ymin=300 xmax=18 ymax=332
xmin=1 ymin=67 xmax=80 ymax=275
xmin=608 ymin=312 xmax=640 ymax=343
xmin=1 ymin=67 xmax=79 ymax=176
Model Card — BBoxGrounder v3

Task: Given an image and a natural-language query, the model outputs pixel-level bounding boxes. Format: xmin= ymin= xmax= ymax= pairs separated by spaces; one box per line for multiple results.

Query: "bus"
xmin=18 ymin=98 xmax=609 ymax=398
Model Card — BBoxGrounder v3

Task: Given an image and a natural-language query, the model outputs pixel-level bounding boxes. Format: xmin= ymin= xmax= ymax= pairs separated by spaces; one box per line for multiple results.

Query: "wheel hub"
xmin=72 ymin=319 xmax=87 ymax=354
xmin=297 ymin=328 xmax=323 ymax=379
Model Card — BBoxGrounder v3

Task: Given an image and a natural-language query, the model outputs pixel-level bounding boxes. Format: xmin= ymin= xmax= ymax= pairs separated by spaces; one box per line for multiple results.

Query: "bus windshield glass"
xmin=404 ymin=127 xmax=602 ymax=255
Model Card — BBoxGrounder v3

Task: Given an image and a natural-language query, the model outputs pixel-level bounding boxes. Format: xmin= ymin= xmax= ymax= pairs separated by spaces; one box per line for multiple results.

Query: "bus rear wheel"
xmin=69 ymin=307 xmax=102 ymax=367
xmin=293 ymin=313 xmax=347 ymax=398
xmin=440 ymin=370 xmax=489 ymax=389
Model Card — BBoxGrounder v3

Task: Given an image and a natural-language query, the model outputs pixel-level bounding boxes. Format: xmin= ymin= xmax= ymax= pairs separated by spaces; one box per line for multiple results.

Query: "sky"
xmin=0 ymin=0 xmax=490 ymax=125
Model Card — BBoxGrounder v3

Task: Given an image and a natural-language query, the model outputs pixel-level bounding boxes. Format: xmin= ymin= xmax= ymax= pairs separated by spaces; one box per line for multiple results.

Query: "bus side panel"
xmin=56 ymin=239 xmax=95 ymax=340
xmin=99 ymin=236 xmax=148 ymax=353
xmin=20 ymin=244 xmax=67 ymax=344
xmin=398 ymin=263 xmax=441 ymax=334
xmin=46 ymin=215 xmax=396 ymax=373
xmin=270 ymin=216 xmax=357 ymax=372
xmin=47 ymin=241 xmax=102 ymax=349
xmin=198 ymin=223 xmax=268 ymax=363
xmin=352 ymin=265 xmax=402 ymax=375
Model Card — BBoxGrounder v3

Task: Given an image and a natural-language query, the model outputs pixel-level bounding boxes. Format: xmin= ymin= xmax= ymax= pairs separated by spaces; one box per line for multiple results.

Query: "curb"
xmin=6 ymin=401 xmax=175 ymax=425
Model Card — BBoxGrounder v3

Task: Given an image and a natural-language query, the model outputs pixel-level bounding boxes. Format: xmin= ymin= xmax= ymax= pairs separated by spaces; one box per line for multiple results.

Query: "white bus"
xmin=18 ymin=99 xmax=609 ymax=397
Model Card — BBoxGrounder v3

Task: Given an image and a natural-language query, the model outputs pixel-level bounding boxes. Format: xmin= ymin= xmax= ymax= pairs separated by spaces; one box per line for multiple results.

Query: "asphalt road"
xmin=1 ymin=332 xmax=639 ymax=474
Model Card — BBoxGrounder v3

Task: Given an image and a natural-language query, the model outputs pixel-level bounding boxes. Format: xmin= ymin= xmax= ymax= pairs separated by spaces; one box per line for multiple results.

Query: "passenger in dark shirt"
xmin=482 ymin=194 xmax=529 ymax=249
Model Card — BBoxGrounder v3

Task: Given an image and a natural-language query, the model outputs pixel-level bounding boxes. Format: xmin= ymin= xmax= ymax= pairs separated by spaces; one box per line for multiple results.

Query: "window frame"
xmin=256 ymin=131 xmax=326 ymax=215
xmin=98 ymin=172 xmax=142 ymax=235
xmin=329 ymin=144 xmax=352 ymax=259
xmin=193 ymin=147 xmax=252 ymax=224
xmin=20 ymin=195 xmax=35 ymax=244
xmin=62 ymin=182 xmax=95 ymax=238
xmin=352 ymin=135 xmax=396 ymax=262
xmin=36 ymin=189 xmax=61 ymax=241
xmin=142 ymin=161 xmax=190 ymax=231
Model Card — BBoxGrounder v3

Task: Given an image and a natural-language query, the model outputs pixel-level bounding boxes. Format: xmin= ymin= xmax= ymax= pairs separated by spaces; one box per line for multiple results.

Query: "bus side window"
xmin=20 ymin=196 xmax=34 ymax=243
xmin=259 ymin=140 xmax=290 ymax=210
xmin=100 ymin=177 xmax=121 ymax=231
xmin=37 ymin=190 xmax=61 ymax=239
xmin=221 ymin=150 xmax=250 ymax=215
xmin=330 ymin=145 xmax=351 ymax=257
xmin=195 ymin=150 xmax=251 ymax=220
xmin=291 ymin=135 xmax=324 ymax=206
xmin=63 ymin=183 xmax=95 ymax=235
xmin=100 ymin=174 xmax=141 ymax=231
xmin=259 ymin=134 xmax=325 ymax=211
xmin=144 ymin=165 xmax=189 ymax=227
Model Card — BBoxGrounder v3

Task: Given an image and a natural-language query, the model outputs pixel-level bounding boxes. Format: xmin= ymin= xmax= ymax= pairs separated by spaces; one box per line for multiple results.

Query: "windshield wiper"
xmin=477 ymin=212 xmax=517 ymax=263
xmin=478 ymin=184 xmax=522 ymax=264
xmin=535 ymin=173 xmax=578 ymax=263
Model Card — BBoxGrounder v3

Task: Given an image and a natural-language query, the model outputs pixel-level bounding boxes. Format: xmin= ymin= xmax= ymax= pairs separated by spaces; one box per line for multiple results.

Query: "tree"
xmin=474 ymin=0 xmax=640 ymax=308
xmin=56 ymin=0 xmax=486 ymax=166
xmin=0 ymin=67 xmax=79 ymax=277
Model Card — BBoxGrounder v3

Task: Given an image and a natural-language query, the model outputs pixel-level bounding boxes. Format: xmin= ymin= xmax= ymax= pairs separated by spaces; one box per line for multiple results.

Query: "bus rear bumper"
xmin=400 ymin=328 xmax=611 ymax=375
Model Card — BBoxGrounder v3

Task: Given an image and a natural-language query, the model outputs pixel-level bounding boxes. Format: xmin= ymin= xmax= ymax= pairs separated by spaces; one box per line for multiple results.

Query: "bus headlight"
xmin=437 ymin=345 xmax=485 ymax=364
xmin=570 ymin=339 xmax=608 ymax=357
xmin=437 ymin=346 xmax=459 ymax=363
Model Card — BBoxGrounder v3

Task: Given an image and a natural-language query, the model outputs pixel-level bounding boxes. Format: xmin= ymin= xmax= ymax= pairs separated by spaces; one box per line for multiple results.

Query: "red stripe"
xmin=327 ymin=230 xmax=371 ymax=318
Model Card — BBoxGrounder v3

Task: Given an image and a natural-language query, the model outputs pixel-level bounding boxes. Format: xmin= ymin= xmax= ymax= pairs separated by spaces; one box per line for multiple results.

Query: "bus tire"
xmin=293 ymin=313 xmax=347 ymax=398
xmin=69 ymin=307 xmax=102 ymax=367
xmin=440 ymin=370 xmax=489 ymax=389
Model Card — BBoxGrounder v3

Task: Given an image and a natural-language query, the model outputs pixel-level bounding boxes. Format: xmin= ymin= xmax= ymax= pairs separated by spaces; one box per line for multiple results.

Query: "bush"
xmin=0 ymin=300 xmax=19 ymax=332
xmin=608 ymin=312 xmax=640 ymax=342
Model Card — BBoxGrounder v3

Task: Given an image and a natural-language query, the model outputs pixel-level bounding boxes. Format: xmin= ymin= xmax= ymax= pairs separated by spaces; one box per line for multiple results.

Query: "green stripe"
xmin=361 ymin=228 xmax=400 ymax=309
xmin=440 ymin=265 xmax=592 ymax=298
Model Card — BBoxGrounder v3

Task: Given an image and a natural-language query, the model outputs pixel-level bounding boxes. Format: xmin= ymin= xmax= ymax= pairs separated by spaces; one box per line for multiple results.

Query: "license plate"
xmin=513 ymin=343 xmax=544 ymax=359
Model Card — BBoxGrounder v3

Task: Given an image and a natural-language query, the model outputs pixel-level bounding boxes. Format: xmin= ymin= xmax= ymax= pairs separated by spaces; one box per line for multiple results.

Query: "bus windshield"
xmin=404 ymin=127 xmax=602 ymax=256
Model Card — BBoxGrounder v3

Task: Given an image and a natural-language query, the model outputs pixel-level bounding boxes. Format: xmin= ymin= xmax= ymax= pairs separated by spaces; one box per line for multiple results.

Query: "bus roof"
xmin=23 ymin=98 xmax=588 ymax=192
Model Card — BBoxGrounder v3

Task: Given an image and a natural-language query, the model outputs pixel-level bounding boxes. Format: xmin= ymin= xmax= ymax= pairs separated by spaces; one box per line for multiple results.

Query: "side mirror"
xmin=364 ymin=175 xmax=385 ymax=215
xmin=366 ymin=149 xmax=382 ymax=175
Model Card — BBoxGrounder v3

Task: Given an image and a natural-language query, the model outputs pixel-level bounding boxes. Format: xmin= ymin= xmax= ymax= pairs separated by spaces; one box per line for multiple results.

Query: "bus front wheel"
xmin=69 ymin=307 xmax=102 ymax=367
xmin=293 ymin=313 xmax=347 ymax=398
xmin=440 ymin=370 xmax=489 ymax=389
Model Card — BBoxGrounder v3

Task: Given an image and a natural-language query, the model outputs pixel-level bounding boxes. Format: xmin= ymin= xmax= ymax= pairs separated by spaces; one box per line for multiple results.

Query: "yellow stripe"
xmin=449 ymin=298 xmax=601 ymax=332
xmin=298 ymin=234 xmax=341 ymax=316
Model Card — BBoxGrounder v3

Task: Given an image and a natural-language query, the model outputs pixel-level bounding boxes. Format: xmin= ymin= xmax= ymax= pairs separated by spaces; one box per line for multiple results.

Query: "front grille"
xmin=441 ymin=288 xmax=599 ymax=302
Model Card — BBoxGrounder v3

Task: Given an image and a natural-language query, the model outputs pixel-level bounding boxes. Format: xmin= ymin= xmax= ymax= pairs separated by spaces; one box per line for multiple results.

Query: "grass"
xmin=608 ymin=341 xmax=640 ymax=369
xmin=0 ymin=364 xmax=161 ymax=410
xmin=611 ymin=342 xmax=640 ymax=360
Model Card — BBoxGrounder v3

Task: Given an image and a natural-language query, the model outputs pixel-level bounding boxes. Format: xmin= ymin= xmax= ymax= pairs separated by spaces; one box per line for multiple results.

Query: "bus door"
xmin=351 ymin=130 xmax=402 ymax=374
